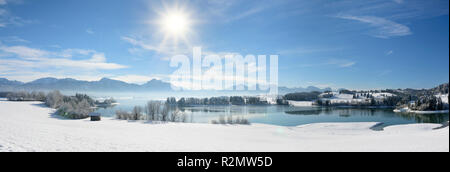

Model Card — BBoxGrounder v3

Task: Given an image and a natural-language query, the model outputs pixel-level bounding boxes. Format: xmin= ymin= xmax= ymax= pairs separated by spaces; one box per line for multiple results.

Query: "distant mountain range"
xmin=0 ymin=77 xmax=172 ymax=92
xmin=0 ymin=78 xmax=24 ymax=90
xmin=0 ymin=77 xmax=331 ymax=94
xmin=278 ymin=86 xmax=332 ymax=94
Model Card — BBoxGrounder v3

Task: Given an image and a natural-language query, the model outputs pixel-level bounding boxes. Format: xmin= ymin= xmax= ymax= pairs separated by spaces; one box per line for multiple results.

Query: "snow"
xmin=0 ymin=99 xmax=448 ymax=152
xmin=407 ymin=110 xmax=449 ymax=114
xmin=393 ymin=106 xmax=449 ymax=114
xmin=320 ymin=92 xmax=397 ymax=104
xmin=436 ymin=94 xmax=449 ymax=104
xmin=372 ymin=93 xmax=395 ymax=98
xmin=334 ymin=93 xmax=354 ymax=99
xmin=393 ymin=107 xmax=409 ymax=113
xmin=257 ymin=95 xmax=278 ymax=105
xmin=288 ymin=100 xmax=314 ymax=107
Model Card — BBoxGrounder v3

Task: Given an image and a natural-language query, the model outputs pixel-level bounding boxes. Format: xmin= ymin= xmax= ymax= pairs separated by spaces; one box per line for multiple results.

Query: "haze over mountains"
xmin=0 ymin=77 xmax=172 ymax=92
xmin=0 ymin=77 xmax=331 ymax=94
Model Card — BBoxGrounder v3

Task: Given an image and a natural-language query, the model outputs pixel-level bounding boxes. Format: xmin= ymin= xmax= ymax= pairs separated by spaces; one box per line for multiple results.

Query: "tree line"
xmin=408 ymin=95 xmax=448 ymax=111
xmin=6 ymin=91 xmax=96 ymax=119
xmin=165 ymin=96 xmax=270 ymax=106
xmin=115 ymin=101 xmax=187 ymax=123
xmin=278 ymin=83 xmax=449 ymax=110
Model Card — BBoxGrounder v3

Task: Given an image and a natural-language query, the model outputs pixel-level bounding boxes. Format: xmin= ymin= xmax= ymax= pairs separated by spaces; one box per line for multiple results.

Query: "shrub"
xmin=211 ymin=115 xmax=250 ymax=125
xmin=6 ymin=90 xmax=96 ymax=119
xmin=226 ymin=115 xmax=233 ymax=124
xmin=170 ymin=110 xmax=179 ymax=122
xmin=234 ymin=117 xmax=250 ymax=125
xmin=45 ymin=91 xmax=64 ymax=108
xmin=116 ymin=103 xmax=188 ymax=123
xmin=116 ymin=110 xmax=132 ymax=120
xmin=115 ymin=107 xmax=144 ymax=120
xmin=57 ymin=99 xmax=93 ymax=119
xmin=6 ymin=91 xmax=46 ymax=101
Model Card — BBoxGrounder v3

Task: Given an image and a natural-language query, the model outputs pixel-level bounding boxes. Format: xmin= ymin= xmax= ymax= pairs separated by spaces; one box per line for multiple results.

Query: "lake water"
xmin=90 ymin=93 xmax=449 ymax=128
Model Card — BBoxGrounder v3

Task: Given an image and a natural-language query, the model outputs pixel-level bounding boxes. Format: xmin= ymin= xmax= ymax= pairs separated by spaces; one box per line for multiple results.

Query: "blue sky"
xmin=0 ymin=0 xmax=448 ymax=90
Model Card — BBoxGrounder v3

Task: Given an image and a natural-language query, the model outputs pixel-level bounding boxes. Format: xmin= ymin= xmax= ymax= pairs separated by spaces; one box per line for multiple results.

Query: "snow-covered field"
xmin=0 ymin=99 xmax=448 ymax=152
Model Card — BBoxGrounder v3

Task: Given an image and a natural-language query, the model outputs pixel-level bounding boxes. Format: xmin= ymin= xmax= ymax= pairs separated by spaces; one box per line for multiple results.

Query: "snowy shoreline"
xmin=0 ymin=100 xmax=448 ymax=152
xmin=406 ymin=110 xmax=449 ymax=114
xmin=394 ymin=107 xmax=449 ymax=114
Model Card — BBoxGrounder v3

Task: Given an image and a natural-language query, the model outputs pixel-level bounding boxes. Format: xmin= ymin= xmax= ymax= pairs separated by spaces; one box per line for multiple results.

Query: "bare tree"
xmin=116 ymin=110 xmax=132 ymax=120
xmin=180 ymin=113 xmax=187 ymax=123
xmin=145 ymin=101 xmax=161 ymax=121
xmin=170 ymin=110 xmax=180 ymax=122
xmin=218 ymin=115 xmax=226 ymax=124
xmin=227 ymin=115 xmax=233 ymax=124
xmin=161 ymin=104 xmax=169 ymax=122
xmin=132 ymin=106 xmax=143 ymax=120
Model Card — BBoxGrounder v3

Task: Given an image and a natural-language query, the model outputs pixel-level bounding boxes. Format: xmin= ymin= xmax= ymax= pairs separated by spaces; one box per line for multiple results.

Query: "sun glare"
xmin=158 ymin=9 xmax=192 ymax=41
xmin=153 ymin=3 xmax=195 ymax=48
xmin=162 ymin=12 xmax=190 ymax=36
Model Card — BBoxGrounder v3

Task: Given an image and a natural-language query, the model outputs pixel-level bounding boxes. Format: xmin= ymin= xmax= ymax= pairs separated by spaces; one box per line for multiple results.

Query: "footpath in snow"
xmin=0 ymin=99 xmax=448 ymax=152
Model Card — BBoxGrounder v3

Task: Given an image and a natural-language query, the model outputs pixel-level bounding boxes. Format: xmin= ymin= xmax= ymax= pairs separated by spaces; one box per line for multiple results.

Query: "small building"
xmin=89 ymin=112 xmax=101 ymax=121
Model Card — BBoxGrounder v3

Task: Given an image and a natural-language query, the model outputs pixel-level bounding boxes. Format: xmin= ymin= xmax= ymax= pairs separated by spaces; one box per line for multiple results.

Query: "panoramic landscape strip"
xmin=0 ymin=80 xmax=448 ymax=152
xmin=0 ymin=0 xmax=448 ymax=155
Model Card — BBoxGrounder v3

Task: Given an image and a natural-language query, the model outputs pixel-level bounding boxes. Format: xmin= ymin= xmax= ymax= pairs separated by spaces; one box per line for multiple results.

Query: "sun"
xmin=161 ymin=11 xmax=190 ymax=36
xmin=157 ymin=8 xmax=192 ymax=43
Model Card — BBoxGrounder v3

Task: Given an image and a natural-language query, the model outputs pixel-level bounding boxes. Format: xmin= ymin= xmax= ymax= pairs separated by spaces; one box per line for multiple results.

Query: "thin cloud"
xmin=204 ymin=0 xmax=264 ymax=22
xmin=0 ymin=8 xmax=35 ymax=28
xmin=393 ymin=0 xmax=404 ymax=4
xmin=121 ymin=36 xmax=193 ymax=60
xmin=278 ymin=47 xmax=344 ymax=56
xmin=121 ymin=36 xmax=181 ymax=56
xmin=327 ymin=59 xmax=357 ymax=68
xmin=377 ymin=70 xmax=392 ymax=77
xmin=299 ymin=59 xmax=357 ymax=68
xmin=0 ymin=36 xmax=30 ymax=43
xmin=335 ymin=14 xmax=412 ymax=38
xmin=121 ymin=36 xmax=160 ymax=52
xmin=0 ymin=0 xmax=23 ymax=6
xmin=111 ymin=75 xmax=161 ymax=84
xmin=0 ymin=45 xmax=127 ymax=70
xmin=225 ymin=6 xmax=266 ymax=22
xmin=327 ymin=0 xmax=448 ymax=20
xmin=386 ymin=50 xmax=394 ymax=55
xmin=86 ymin=28 xmax=94 ymax=34
xmin=123 ymin=36 xmax=245 ymax=61
xmin=203 ymin=0 xmax=288 ymax=23
xmin=339 ymin=61 xmax=356 ymax=68
xmin=0 ymin=45 xmax=48 ymax=60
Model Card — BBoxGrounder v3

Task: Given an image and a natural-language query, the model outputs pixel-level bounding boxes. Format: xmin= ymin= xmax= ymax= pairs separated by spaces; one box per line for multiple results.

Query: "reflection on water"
xmin=84 ymin=92 xmax=449 ymax=127
xmin=395 ymin=113 xmax=449 ymax=124
xmin=284 ymin=107 xmax=449 ymax=124
xmin=95 ymin=99 xmax=449 ymax=127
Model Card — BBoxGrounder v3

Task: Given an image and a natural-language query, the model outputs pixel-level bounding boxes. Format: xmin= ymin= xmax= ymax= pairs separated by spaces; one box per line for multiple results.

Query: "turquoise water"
xmin=91 ymin=94 xmax=449 ymax=127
